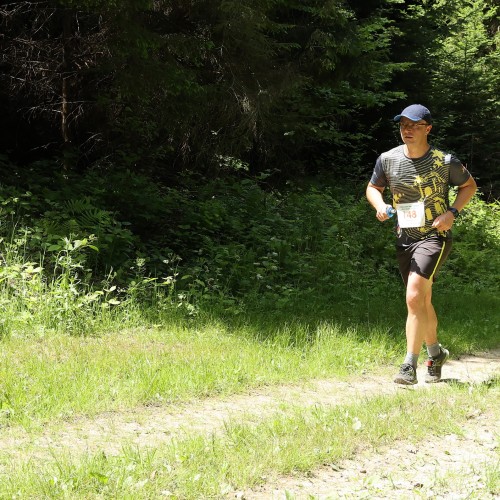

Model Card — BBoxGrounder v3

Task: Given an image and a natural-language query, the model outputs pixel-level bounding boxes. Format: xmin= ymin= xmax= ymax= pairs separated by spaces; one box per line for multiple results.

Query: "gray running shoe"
xmin=425 ymin=346 xmax=449 ymax=383
xmin=394 ymin=363 xmax=418 ymax=385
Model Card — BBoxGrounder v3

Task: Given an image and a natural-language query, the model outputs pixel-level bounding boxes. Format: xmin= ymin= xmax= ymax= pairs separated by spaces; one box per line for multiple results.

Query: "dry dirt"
xmin=1 ymin=350 xmax=499 ymax=499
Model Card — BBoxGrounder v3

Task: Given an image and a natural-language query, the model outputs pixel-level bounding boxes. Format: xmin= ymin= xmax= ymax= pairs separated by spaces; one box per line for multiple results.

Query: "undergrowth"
xmin=1 ymin=171 xmax=498 ymax=338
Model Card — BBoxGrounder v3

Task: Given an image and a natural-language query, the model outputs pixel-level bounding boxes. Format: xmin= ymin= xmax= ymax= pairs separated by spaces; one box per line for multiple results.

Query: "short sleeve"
xmin=370 ymin=155 xmax=387 ymax=187
xmin=448 ymin=155 xmax=471 ymax=186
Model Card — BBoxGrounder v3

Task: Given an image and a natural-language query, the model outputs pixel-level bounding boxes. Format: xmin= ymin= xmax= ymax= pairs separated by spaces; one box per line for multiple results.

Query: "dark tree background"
xmin=0 ymin=0 xmax=498 ymax=285
xmin=2 ymin=0 xmax=496 ymax=181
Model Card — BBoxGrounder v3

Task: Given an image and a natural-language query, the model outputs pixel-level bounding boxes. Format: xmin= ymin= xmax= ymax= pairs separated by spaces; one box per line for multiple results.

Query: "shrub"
xmin=441 ymin=194 xmax=500 ymax=291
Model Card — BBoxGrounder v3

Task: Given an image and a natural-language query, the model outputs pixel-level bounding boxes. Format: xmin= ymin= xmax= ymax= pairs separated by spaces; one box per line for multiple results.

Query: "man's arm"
xmin=450 ymin=176 xmax=477 ymax=212
xmin=366 ymin=182 xmax=392 ymax=221
xmin=432 ymin=176 xmax=477 ymax=231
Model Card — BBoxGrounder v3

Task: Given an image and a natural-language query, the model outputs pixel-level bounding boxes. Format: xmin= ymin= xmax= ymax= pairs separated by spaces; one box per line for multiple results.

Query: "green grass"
xmin=0 ymin=257 xmax=498 ymax=497
xmin=0 ymin=286 xmax=498 ymax=430
xmin=484 ymin=460 xmax=500 ymax=495
xmin=0 ymin=379 xmax=498 ymax=498
xmin=0 ymin=320 xmax=399 ymax=430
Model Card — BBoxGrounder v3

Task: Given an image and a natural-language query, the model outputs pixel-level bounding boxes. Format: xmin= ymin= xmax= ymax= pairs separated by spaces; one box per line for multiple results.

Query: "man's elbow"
xmin=464 ymin=176 xmax=478 ymax=194
xmin=470 ymin=176 xmax=478 ymax=193
xmin=367 ymin=182 xmax=383 ymax=194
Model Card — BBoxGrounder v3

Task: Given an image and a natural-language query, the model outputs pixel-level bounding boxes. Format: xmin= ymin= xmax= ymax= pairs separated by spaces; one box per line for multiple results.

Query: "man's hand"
xmin=366 ymin=183 xmax=392 ymax=222
xmin=376 ymin=205 xmax=392 ymax=222
xmin=432 ymin=211 xmax=455 ymax=231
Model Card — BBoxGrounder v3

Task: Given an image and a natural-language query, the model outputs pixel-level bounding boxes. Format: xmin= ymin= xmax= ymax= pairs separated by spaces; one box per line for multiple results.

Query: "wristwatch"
xmin=448 ymin=207 xmax=460 ymax=218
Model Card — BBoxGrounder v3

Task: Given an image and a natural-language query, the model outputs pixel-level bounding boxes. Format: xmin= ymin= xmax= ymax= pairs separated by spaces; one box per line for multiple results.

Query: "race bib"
xmin=396 ymin=201 xmax=425 ymax=228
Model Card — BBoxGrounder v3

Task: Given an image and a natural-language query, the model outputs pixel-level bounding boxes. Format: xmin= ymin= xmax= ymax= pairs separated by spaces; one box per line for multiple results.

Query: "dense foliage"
xmin=1 ymin=164 xmax=498 ymax=333
xmin=2 ymin=0 xmax=498 ymax=182
xmin=0 ymin=0 xmax=498 ymax=328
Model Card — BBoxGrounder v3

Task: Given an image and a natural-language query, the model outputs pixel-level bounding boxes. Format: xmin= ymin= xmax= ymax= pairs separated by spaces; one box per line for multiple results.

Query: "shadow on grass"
xmin=443 ymin=376 xmax=499 ymax=388
xmin=194 ymin=284 xmax=500 ymax=356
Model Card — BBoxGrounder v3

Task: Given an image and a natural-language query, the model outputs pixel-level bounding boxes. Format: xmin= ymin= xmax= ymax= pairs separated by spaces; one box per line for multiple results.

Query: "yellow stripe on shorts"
xmin=429 ymin=240 xmax=446 ymax=281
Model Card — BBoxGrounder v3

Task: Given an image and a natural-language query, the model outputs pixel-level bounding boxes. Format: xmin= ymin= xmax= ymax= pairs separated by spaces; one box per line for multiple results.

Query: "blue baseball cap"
xmin=393 ymin=104 xmax=432 ymax=124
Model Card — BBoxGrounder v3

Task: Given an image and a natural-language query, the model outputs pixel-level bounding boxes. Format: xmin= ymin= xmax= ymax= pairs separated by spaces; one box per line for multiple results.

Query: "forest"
xmin=1 ymin=3 xmax=500 ymax=496
xmin=0 ymin=0 xmax=499 ymax=326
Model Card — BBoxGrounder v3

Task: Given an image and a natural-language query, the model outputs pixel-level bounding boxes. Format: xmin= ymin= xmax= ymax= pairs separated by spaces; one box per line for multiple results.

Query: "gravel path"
xmin=1 ymin=350 xmax=499 ymax=498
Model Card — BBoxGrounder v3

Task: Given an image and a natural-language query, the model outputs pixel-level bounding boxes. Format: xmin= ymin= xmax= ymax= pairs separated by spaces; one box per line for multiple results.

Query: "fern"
xmin=64 ymin=198 xmax=113 ymax=228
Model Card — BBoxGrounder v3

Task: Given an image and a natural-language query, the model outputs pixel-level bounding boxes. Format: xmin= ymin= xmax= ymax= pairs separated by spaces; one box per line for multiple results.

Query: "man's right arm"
xmin=366 ymin=182 xmax=391 ymax=221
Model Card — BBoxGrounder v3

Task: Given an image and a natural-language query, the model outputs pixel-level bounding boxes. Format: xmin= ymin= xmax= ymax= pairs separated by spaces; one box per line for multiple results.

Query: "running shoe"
xmin=394 ymin=363 xmax=417 ymax=385
xmin=425 ymin=346 xmax=449 ymax=383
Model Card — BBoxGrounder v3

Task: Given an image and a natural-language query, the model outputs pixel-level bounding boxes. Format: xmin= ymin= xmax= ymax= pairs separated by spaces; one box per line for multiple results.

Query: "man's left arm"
xmin=450 ymin=176 xmax=477 ymax=212
xmin=432 ymin=176 xmax=477 ymax=231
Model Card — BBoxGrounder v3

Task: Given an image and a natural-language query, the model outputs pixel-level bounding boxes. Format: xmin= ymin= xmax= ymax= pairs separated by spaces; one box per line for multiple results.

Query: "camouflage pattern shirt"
xmin=370 ymin=145 xmax=471 ymax=245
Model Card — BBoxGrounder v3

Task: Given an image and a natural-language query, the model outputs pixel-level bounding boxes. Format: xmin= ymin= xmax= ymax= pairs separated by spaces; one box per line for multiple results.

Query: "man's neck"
xmin=404 ymin=143 xmax=430 ymax=159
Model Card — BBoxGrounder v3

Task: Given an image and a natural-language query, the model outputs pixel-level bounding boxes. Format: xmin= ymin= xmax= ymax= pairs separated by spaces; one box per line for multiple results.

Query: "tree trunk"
xmin=61 ymin=8 xmax=72 ymax=171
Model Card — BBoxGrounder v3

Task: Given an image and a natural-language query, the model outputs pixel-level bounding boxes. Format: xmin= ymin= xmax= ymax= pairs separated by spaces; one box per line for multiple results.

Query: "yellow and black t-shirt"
xmin=370 ymin=145 xmax=471 ymax=245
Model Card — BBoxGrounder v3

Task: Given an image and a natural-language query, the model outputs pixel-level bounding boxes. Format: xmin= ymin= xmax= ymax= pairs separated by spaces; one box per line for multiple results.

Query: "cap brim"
xmin=393 ymin=113 xmax=419 ymax=122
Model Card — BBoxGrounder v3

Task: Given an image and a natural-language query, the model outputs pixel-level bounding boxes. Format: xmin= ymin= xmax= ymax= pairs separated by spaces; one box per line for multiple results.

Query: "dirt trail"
xmin=246 ymin=410 xmax=499 ymax=499
xmin=1 ymin=350 xmax=499 ymax=498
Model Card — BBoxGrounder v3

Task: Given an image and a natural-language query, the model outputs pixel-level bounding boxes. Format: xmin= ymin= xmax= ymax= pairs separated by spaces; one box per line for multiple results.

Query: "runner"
xmin=366 ymin=104 xmax=477 ymax=384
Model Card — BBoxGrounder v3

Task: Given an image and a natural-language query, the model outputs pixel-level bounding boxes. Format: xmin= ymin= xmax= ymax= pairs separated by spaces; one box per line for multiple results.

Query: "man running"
xmin=366 ymin=104 xmax=477 ymax=384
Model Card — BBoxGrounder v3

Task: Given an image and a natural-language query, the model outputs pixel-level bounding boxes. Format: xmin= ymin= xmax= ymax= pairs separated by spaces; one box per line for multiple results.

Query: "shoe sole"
xmin=425 ymin=375 xmax=445 ymax=383
xmin=394 ymin=377 xmax=417 ymax=385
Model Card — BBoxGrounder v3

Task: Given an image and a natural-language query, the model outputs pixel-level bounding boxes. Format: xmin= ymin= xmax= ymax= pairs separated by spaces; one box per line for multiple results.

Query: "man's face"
xmin=399 ymin=118 xmax=432 ymax=145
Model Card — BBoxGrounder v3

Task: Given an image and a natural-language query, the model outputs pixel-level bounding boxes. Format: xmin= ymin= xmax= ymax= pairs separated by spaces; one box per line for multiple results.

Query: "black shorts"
xmin=396 ymin=236 xmax=452 ymax=286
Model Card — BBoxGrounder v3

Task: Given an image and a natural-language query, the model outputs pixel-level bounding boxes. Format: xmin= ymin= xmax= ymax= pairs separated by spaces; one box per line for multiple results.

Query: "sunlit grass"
xmin=0 ymin=380 xmax=497 ymax=498
xmin=0 ymin=241 xmax=498 ymax=497
xmin=484 ymin=460 xmax=500 ymax=496
xmin=0 ymin=319 xmax=401 ymax=430
xmin=0 ymin=265 xmax=498 ymax=431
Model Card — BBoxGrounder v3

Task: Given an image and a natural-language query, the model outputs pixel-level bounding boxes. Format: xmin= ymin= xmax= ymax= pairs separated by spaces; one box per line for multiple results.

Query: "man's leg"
xmin=394 ymin=271 xmax=433 ymax=385
xmin=424 ymin=286 xmax=438 ymax=347
xmin=424 ymin=288 xmax=449 ymax=383
xmin=405 ymin=271 xmax=433 ymax=355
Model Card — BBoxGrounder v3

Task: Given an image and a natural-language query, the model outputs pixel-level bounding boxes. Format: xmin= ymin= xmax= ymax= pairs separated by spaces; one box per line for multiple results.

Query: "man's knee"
xmin=406 ymin=273 xmax=432 ymax=311
xmin=406 ymin=291 xmax=426 ymax=311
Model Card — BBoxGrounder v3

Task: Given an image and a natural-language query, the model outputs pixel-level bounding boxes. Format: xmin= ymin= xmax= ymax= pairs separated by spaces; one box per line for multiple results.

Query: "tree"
xmin=1 ymin=0 xmax=410 ymax=182
xmin=0 ymin=1 xmax=112 ymax=170
xmin=428 ymin=0 xmax=499 ymax=195
xmin=378 ymin=0 xmax=499 ymax=195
